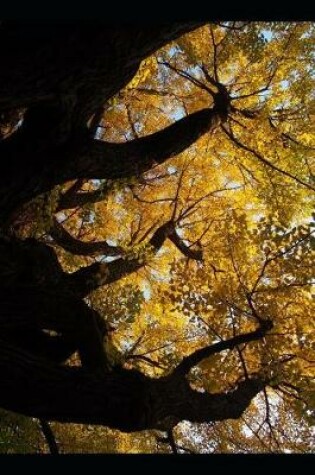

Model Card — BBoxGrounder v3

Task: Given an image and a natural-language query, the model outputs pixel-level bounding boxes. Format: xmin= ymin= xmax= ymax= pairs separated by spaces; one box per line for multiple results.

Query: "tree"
xmin=0 ymin=22 xmax=314 ymax=453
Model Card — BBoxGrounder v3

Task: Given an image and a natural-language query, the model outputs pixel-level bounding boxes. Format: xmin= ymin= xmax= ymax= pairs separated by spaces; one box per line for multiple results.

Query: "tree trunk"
xmin=0 ymin=23 xmax=268 ymax=436
xmin=0 ymin=24 xmax=211 ymax=225
xmin=0 ymin=339 xmax=151 ymax=431
xmin=0 ymin=24 xmax=205 ymax=115
xmin=0 ymin=338 xmax=266 ymax=432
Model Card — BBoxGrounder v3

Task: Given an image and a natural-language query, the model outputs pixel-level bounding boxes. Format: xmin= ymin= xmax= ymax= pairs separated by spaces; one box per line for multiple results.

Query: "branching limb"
xmin=50 ymin=218 xmax=123 ymax=257
xmin=173 ymin=321 xmax=273 ymax=377
xmin=168 ymin=231 xmax=203 ymax=261
xmin=70 ymin=108 xmax=221 ymax=182
xmin=221 ymin=124 xmax=315 ymax=191
xmin=64 ymin=220 xmax=204 ymax=297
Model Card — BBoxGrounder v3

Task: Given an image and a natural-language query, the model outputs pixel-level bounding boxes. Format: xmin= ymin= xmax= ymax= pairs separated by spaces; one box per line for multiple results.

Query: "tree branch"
xmin=57 ymin=185 xmax=111 ymax=211
xmin=184 ymin=375 xmax=269 ymax=424
xmin=0 ymin=106 xmax=220 ymax=223
xmin=168 ymin=231 xmax=203 ymax=261
xmin=64 ymin=221 xmax=176 ymax=297
xmin=39 ymin=419 xmax=59 ymax=455
xmin=69 ymin=108 xmax=221 ymax=181
xmin=64 ymin=219 xmax=205 ymax=297
xmin=50 ymin=218 xmax=123 ymax=257
xmin=174 ymin=321 xmax=273 ymax=377
xmin=221 ymin=124 xmax=315 ymax=191
xmin=159 ymin=61 xmax=216 ymax=98
xmin=167 ymin=429 xmax=178 ymax=454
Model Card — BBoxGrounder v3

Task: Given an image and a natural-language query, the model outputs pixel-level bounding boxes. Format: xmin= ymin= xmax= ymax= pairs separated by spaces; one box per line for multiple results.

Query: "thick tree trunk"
xmin=0 ymin=24 xmax=215 ymax=225
xmin=0 ymin=23 xmax=267 ymax=436
xmin=0 ymin=339 xmax=151 ymax=431
xmin=0 ymin=285 xmax=107 ymax=370
xmin=0 ymin=24 xmax=205 ymax=116
xmin=0 ymin=236 xmax=269 ymax=433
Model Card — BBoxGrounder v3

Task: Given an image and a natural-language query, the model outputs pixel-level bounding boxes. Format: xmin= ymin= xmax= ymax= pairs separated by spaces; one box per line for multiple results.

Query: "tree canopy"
xmin=0 ymin=22 xmax=314 ymax=454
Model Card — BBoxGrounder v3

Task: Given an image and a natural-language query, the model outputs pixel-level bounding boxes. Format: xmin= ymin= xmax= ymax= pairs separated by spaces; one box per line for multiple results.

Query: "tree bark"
xmin=0 ymin=23 xmax=270 ymax=436
xmin=0 ymin=24 xmax=206 ymax=116
xmin=63 ymin=220 xmax=203 ymax=297
xmin=0 ymin=107 xmax=221 ymax=224
xmin=57 ymin=182 xmax=108 ymax=211
xmin=39 ymin=419 xmax=59 ymax=455
xmin=0 ymin=338 xmax=267 ymax=432
xmin=50 ymin=218 xmax=123 ymax=257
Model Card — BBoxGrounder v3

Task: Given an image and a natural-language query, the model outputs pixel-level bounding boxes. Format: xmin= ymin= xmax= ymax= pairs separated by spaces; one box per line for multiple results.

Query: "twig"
xmin=221 ymin=124 xmax=315 ymax=191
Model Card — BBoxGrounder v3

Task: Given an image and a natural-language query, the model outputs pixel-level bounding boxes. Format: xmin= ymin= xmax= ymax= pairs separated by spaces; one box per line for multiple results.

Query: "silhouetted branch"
xmin=169 ymin=231 xmax=203 ymax=261
xmin=221 ymin=124 xmax=315 ymax=191
xmin=174 ymin=321 xmax=273 ymax=376
xmin=39 ymin=419 xmax=59 ymax=455
xmin=50 ymin=218 xmax=123 ymax=257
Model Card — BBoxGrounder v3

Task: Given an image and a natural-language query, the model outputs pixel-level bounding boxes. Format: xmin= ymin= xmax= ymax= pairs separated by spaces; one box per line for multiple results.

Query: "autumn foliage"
xmin=0 ymin=22 xmax=314 ymax=453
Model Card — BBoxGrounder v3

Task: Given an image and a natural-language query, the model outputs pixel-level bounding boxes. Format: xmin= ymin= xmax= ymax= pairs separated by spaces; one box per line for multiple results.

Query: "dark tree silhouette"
xmin=0 ymin=23 xmax=272 ymax=433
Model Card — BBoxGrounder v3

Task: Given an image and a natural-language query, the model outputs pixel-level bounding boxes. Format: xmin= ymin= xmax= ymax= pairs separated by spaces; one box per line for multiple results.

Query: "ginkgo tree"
xmin=0 ymin=22 xmax=314 ymax=453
